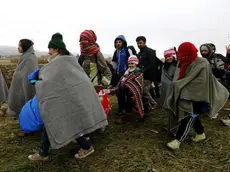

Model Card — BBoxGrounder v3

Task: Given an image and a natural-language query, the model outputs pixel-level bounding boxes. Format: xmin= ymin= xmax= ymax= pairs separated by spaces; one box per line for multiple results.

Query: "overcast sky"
xmin=0 ymin=0 xmax=229 ymax=57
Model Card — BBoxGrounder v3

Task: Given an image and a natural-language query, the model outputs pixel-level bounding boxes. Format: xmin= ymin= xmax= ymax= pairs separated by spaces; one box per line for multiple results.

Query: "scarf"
xmin=177 ymin=42 xmax=198 ymax=79
xmin=80 ymin=30 xmax=100 ymax=56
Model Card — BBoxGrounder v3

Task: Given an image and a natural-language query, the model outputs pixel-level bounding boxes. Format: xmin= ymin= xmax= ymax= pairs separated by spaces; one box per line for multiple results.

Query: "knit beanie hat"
xmin=164 ymin=47 xmax=177 ymax=59
xmin=48 ymin=32 xmax=66 ymax=49
xmin=128 ymin=55 xmax=139 ymax=64
xmin=200 ymin=44 xmax=210 ymax=52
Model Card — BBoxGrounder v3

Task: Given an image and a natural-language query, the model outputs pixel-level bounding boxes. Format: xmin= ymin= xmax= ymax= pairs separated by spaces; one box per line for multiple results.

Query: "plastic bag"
xmin=98 ymin=89 xmax=111 ymax=116
xmin=19 ymin=96 xmax=43 ymax=132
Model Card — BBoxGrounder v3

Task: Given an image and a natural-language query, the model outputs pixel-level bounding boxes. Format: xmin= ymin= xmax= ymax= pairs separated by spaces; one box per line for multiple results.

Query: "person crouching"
xmin=116 ymin=55 xmax=144 ymax=124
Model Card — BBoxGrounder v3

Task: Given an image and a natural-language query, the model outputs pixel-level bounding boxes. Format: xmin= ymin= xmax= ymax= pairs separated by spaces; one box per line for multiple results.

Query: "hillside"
xmin=0 ymin=45 xmax=49 ymax=57
xmin=0 ymin=45 xmax=112 ymax=58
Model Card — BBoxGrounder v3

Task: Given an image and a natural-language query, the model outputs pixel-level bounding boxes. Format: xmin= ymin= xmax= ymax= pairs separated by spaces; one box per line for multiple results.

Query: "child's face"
xmin=165 ymin=56 xmax=174 ymax=63
xmin=128 ymin=63 xmax=136 ymax=69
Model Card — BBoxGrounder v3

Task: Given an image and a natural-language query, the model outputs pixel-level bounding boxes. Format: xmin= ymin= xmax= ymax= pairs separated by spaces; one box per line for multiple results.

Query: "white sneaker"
xmin=211 ymin=113 xmax=219 ymax=119
xmin=167 ymin=139 xmax=181 ymax=150
xmin=192 ymin=133 xmax=206 ymax=142
xmin=221 ymin=119 xmax=230 ymax=127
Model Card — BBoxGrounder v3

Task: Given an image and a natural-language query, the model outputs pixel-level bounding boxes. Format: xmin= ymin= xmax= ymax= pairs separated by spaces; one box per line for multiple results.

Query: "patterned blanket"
xmin=120 ymin=70 xmax=144 ymax=117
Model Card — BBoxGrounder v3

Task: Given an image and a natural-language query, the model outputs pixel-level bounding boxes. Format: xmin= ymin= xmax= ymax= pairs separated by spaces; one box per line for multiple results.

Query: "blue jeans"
xmin=39 ymin=128 xmax=91 ymax=157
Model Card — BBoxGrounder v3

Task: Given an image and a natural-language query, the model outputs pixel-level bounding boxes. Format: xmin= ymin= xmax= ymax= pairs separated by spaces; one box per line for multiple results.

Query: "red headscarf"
xmin=177 ymin=42 xmax=198 ymax=79
xmin=80 ymin=30 xmax=100 ymax=56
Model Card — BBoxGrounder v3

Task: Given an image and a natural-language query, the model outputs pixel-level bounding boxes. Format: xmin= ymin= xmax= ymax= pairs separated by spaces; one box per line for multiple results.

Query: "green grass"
xmin=1 ymin=97 xmax=230 ymax=172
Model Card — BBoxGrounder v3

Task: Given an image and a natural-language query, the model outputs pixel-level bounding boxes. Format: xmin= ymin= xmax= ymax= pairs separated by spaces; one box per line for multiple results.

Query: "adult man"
xmin=200 ymin=43 xmax=230 ymax=82
xmin=136 ymin=36 xmax=163 ymax=114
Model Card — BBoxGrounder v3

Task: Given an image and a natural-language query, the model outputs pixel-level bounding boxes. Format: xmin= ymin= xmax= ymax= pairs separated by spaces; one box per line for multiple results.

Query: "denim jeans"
xmin=39 ymin=128 xmax=91 ymax=157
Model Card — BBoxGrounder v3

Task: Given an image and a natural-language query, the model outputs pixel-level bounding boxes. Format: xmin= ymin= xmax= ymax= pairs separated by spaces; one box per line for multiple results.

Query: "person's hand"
xmin=95 ymin=84 xmax=105 ymax=92
xmin=226 ymin=45 xmax=230 ymax=54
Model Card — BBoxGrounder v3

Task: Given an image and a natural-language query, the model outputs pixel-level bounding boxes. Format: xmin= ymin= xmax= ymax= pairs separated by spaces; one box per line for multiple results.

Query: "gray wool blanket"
xmin=0 ymin=70 xmax=8 ymax=104
xmin=7 ymin=47 xmax=38 ymax=116
xmin=164 ymin=57 xmax=229 ymax=121
xmin=159 ymin=62 xmax=177 ymax=105
xmin=35 ymin=55 xmax=108 ymax=149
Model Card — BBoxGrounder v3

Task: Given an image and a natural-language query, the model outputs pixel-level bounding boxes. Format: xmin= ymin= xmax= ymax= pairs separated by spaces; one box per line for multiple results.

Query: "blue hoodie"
xmin=112 ymin=35 xmax=129 ymax=75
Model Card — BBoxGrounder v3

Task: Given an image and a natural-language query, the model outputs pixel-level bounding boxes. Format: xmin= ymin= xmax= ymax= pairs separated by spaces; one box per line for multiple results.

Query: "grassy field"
xmin=1 ymin=97 xmax=230 ymax=172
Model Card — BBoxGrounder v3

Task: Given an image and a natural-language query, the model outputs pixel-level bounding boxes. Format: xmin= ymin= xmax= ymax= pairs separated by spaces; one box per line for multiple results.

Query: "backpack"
xmin=126 ymin=45 xmax=137 ymax=56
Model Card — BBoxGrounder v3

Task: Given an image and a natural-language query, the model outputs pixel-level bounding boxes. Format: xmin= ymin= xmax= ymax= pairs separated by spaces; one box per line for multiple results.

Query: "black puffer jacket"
xmin=137 ymin=46 xmax=163 ymax=82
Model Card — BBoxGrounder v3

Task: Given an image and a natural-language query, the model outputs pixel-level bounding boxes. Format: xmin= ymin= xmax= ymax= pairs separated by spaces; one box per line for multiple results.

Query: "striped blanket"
xmin=120 ymin=69 xmax=144 ymax=117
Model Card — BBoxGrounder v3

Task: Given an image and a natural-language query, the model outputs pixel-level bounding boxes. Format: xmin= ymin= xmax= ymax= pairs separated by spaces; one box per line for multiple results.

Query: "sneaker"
xmin=149 ymin=103 xmax=158 ymax=110
xmin=85 ymin=136 xmax=90 ymax=141
xmin=192 ymin=133 xmax=206 ymax=142
xmin=115 ymin=116 xmax=126 ymax=125
xmin=74 ymin=146 xmax=94 ymax=159
xmin=211 ymin=113 xmax=219 ymax=119
xmin=167 ymin=139 xmax=181 ymax=150
xmin=221 ymin=119 xmax=230 ymax=127
xmin=18 ymin=131 xmax=33 ymax=137
xmin=28 ymin=153 xmax=49 ymax=161
xmin=117 ymin=107 xmax=123 ymax=115
xmin=99 ymin=126 xmax=106 ymax=133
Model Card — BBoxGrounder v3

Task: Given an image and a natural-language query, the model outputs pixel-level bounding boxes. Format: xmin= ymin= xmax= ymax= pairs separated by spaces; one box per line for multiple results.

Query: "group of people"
xmin=0 ymin=29 xmax=230 ymax=161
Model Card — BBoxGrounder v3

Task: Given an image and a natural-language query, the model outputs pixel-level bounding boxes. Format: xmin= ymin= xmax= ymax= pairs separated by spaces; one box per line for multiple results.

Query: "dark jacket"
xmin=112 ymin=35 xmax=129 ymax=75
xmin=137 ymin=46 xmax=163 ymax=82
xmin=111 ymin=35 xmax=137 ymax=87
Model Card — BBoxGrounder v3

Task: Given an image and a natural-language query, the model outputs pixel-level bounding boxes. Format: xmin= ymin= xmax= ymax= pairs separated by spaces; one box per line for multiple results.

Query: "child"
xmin=116 ymin=55 xmax=144 ymax=124
xmin=159 ymin=47 xmax=177 ymax=105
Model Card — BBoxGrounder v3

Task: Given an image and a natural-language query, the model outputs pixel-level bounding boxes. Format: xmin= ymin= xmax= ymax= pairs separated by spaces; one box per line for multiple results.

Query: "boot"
xmin=115 ymin=114 xmax=127 ymax=125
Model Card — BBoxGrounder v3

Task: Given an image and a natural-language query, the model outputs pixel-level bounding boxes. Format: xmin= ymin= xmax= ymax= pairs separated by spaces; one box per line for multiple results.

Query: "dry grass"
xmin=1 ymin=97 xmax=230 ymax=172
xmin=0 ymin=57 xmax=48 ymax=64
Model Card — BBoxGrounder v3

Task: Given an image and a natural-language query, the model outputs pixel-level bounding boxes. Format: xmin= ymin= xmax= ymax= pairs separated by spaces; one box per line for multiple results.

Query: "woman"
xmin=28 ymin=33 xmax=108 ymax=161
xmin=159 ymin=47 xmax=178 ymax=136
xmin=164 ymin=42 xmax=229 ymax=150
xmin=78 ymin=30 xmax=112 ymax=90
xmin=159 ymin=47 xmax=177 ymax=105
xmin=0 ymin=68 xmax=8 ymax=114
xmin=7 ymin=39 xmax=38 ymax=136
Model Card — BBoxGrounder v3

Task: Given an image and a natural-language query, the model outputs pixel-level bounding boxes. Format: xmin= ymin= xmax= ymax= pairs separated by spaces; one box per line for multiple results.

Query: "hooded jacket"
xmin=112 ymin=35 xmax=130 ymax=75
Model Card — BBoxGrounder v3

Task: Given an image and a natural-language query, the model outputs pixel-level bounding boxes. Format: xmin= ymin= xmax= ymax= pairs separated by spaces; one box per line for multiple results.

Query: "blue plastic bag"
xmin=19 ymin=96 xmax=43 ymax=132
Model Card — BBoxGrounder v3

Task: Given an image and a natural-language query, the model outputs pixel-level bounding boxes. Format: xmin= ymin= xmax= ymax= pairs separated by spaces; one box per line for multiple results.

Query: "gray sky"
xmin=0 ymin=0 xmax=229 ymax=57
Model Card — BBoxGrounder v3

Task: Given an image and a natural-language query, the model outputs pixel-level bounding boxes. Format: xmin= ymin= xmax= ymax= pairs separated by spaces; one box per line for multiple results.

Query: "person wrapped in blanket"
xmin=159 ymin=47 xmax=178 ymax=136
xmin=115 ymin=55 xmax=144 ymax=124
xmin=21 ymin=33 xmax=108 ymax=161
xmin=164 ymin=42 xmax=229 ymax=150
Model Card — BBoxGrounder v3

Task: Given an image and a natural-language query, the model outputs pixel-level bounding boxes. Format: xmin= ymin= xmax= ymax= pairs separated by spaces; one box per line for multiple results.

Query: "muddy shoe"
xmin=18 ymin=131 xmax=33 ymax=137
xmin=28 ymin=153 xmax=49 ymax=161
xmin=0 ymin=110 xmax=4 ymax=117
xmin=115 ymin=118 xmax=126 ymax=125
xmin=1 ymin=103 xmax=7 ymax=114
xmin=192 ymin=133 xmax=206 ymax=142
xmin=116 ymin=107 xmax=124 ymax=116
xmin=221 ymin=116 xmax=230 ymax=126
xmin=167 ymin=139 xmax=181 ymax=150
xmin=75 ymin=146 xmax=94 ymax=159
